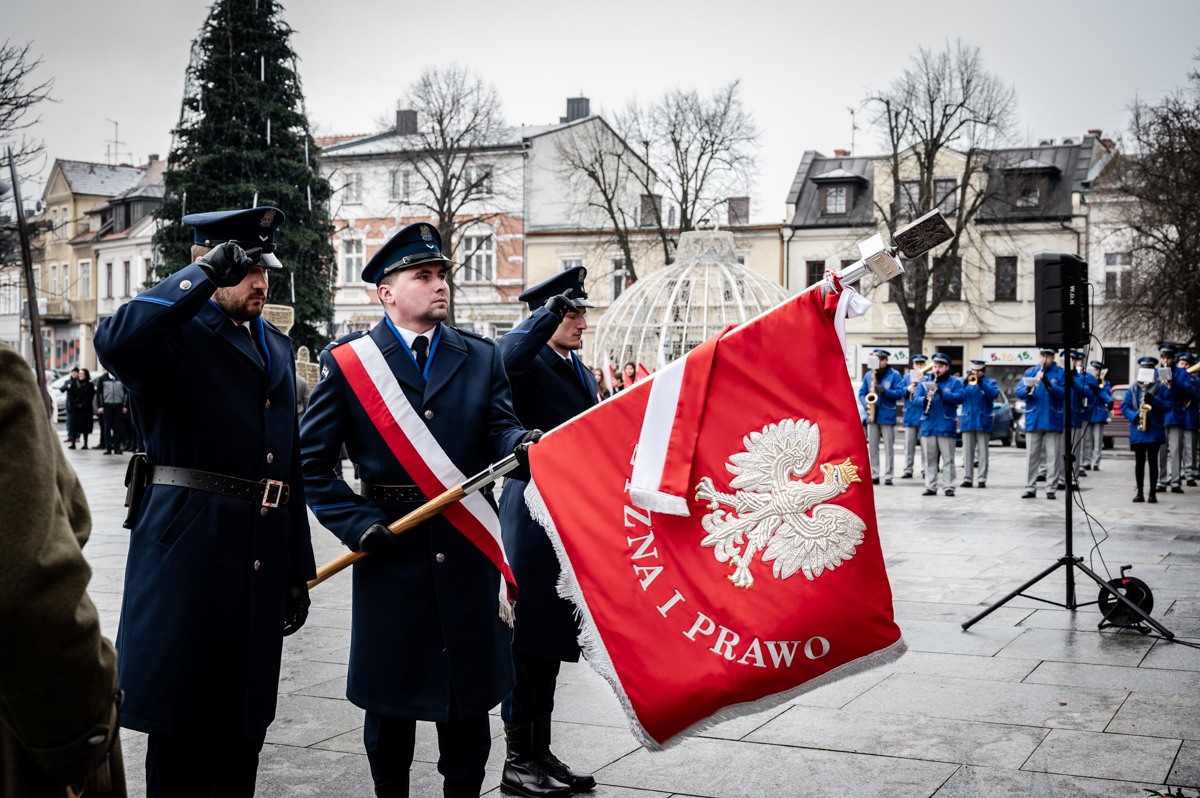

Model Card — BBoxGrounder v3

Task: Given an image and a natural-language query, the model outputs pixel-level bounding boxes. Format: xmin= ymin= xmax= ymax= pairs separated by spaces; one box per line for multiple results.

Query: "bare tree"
xmin=375 ymin=65 xmax=511 ymax=324
xmin=1105 ymin=54 xmax=1200 ymax=349
xmin=0 ymin=40 xmax=54 ymax=173
xmin=866 ymin=40 xmax=1017 ymax=356
xmin=553 ymin=116 xmax=648 ymax=283
xmin=621 ymin=81 xmax=760 ymax=266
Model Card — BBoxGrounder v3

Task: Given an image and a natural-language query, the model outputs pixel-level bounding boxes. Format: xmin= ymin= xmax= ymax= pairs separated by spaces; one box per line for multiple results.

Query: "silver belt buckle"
xmin=262 ymin=479 xmax=284 ymax=508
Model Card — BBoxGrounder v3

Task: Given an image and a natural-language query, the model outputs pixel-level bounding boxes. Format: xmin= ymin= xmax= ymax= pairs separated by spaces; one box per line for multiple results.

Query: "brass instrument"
xmin=865 ymin=371 xmax=878 ymax=423
xmin=922 ymin=379 xmax=936 ymax=416
xmin=967 ymin=374 xmax=979 ymax=386
xmin=913 ymin=362 xmax=935 ymax=375
xmin=1189 ymin=362 xmax=1200 ymax=375
xmin=1137 ymin=384 xmax=1152 ymax=433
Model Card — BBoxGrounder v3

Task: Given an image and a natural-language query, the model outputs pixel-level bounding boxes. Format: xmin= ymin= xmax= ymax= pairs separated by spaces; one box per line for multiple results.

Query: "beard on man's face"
xmin=213 ymin=285 xmax=267 ymax=321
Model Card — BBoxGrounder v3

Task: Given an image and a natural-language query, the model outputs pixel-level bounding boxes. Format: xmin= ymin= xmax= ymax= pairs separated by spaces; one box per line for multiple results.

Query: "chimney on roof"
xmin=396 ymin=109 xmax=418 ymax=135
xmin=1088 ymin=129 xmax=1101 ymax=136
xmin=147 ymin=153 xmax=159 ymax=164
xmin=565 ymin=97 xmax=590 ymax=123
xmin=833 ymin=149 xmax=850 ymax=158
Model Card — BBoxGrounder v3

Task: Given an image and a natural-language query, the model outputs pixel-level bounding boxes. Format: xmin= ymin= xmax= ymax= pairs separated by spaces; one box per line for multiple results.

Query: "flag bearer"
xmin=900 ymin=353 xmax=928 ymax=479
xmin=1082 ymin=360 xmax=1112 ymax=471
xmin=857 ymin=349 xmax=906 ymax=486
xmin=959 ymin=360 xmax=998 ymax=488
xmin=1123 ymin=356 xmax=1172 ymax=503
xmin=495 ymin=267 xmax=598 ymax=798
xmin=1017 ymin=348 xmax=1065 ymax=500
xmin=913 ymin=353 xmax=964 ymax=496
xmin=299 ymin=223 xmax=533 ymax=798
xmin=92 ymin=207 xmax=315 ymax=795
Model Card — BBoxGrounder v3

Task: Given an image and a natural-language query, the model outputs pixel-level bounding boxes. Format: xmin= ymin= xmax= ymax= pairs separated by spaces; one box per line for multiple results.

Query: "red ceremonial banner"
xmin=527 ymin=285 xmax=905 ymax=749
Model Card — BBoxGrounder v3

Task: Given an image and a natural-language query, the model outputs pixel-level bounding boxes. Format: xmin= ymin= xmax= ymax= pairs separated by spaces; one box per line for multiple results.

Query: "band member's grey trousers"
xmin=922 ymin=436 xmax=955 ymax=492
xmin=1082 ymin=422 xmax=1104 ymax=468
xmin=1158 ymin=425 xmax=1184 ymax=488
xmin=1026 ymin=430 xmax=1062 ymax=491
xmin=961 ymin=430 xmax=989 ymax=484
xmin=903 ymin=426 xmax=920 ymax=476
xmin=867 ymin=423 xmax=895 ymax=481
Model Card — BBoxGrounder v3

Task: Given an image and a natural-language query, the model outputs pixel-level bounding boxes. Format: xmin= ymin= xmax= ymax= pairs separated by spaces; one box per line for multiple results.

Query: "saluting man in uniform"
xmin=1082 ymin=360 xmax=1112 ymax=472
xmin=959 ymin=359 xmax=998 ymax=488
xmin=900 ymin=353 xmax=927 ymax=479
xmin=93 ymin=207 xmax=316 ymax=795
xmin=299 ymin=223 xmax=534 ymax=798
xmin=857 ymin=349 xmax=905 ymax=486
xmin=913 ymin=353 xmax=964 ymax=496
xmin=1016 ymin=348 xmax=1066 ymax=500
xmin=496 ymin=267 xmax=598 ymax=798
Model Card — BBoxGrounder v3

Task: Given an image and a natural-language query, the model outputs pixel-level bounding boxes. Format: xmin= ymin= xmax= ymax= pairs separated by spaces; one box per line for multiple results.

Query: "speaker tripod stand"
xmin=962 ymin=367 xmax=1175 ymax=638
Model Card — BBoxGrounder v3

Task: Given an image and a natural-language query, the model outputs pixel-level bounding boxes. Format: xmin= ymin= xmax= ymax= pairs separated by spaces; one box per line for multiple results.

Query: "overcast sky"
xmin=7 ymin=0 xmax=1199 ymax=221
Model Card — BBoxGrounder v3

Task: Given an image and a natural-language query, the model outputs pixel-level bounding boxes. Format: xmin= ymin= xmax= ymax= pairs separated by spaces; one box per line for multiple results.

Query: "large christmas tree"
xmin=153 ymin=0 xmax=334 ymax=352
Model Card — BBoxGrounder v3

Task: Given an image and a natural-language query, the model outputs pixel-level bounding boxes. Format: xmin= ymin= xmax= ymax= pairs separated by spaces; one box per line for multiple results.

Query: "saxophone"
xmin=1137 ymin=384 xmax=1152 ymax=433
xmin=866 ymin=371 xmax=878 ymax=423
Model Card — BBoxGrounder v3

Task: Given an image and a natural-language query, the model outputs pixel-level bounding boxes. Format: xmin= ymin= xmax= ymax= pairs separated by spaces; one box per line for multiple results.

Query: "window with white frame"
xmin=105 ymin=262 xmax=113 ymax=299
xmin=612 ymin=258 xmax=631 ymax=299
xmin=125 ymin=260 xmax=133 ymax=296
xmin=460 ymin=235 xmax=494 ymax=282
xmin=1105 ymin=252 xmax=1132 ymax=300
xmin=464 ymin=165 xmax=493 ymax=197
xmin=343 ymin=173 xmax=363 ymax=204
xmin=50 ymin=264 xmax=57 ymax=297
xmin=899 ymin=181 xmax=922 ymax=217
xmin=51 ymin=209 xmax=58 ymax=237
xmin=560 ymin=258 xmax=583 ymax=272
xmin=390 ymin=170 xmax=411 ymax=202
xmin=342 ymin=239 xmax=364 ymax=283
xmin=934 ymin=179 xmax=957 ymax=215
xmin=62 ymin=263 xmax=70 ymax=298
xmin=79 ymin=261 xmax=91 ymax=299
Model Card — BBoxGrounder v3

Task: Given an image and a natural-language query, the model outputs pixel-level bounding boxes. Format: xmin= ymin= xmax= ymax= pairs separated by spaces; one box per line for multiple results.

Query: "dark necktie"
xmin=411 ymin=335 xmax=429 ymax=374
xmin=239 ymin=325 xmax=264 ymax=367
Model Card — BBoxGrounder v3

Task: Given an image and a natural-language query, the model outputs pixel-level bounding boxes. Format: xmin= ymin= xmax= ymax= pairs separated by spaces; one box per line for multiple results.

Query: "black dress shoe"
xmin=1148 ymin=491 xmax=1158 ymax=504
xmin=1078 ymin=470 xmax=1088 ymax=478
xmin=1046 ymin=492 xmax=1057 ymax=500
xmin=1171 ymin=486 xmax=1184 ymax=494
xmin=502 ymin=724 xmax=571 ymax=797
xmin=900 ymin=473 xmax=913 ymax=479
xmin=944 ymin=489 xmax=955 ymax=497
xmin=1133 ymin=492 xmax=1145 ymax=503
xmin=872 ymin=477 xmax=880 ymax=485
xmin=1036 ymin=474 xmax=1046 ymax=482
xmin=374 ymin=774 xmax=409 ymax=797
xmin=884 ymin=479 xmax=892 ymax=486
xmin=534 ymin=715 xmax=595 ymax=793
xmin=960 ymin=480 xmax=972 ymax=488
xmin=1188 ymin=480 xmax=1197 ymax=487
xmin=978 ymin=482 xmax=986 ymax=488
xmin=922 ymin=489 xmax=937 ymax=496
xmin=1021 ymin=490 xmax=1036 ymax=498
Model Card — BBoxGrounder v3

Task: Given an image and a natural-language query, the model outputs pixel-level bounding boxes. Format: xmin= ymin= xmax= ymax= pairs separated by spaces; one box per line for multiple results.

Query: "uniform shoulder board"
xmin=453 ymin=326 xmax=493 ymax=344
xmin=324 ymin=330 xmax=367 ymax=352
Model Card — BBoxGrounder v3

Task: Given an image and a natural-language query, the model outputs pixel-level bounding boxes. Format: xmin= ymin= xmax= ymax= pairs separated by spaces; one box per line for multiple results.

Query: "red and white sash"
xmin=331 ymin=333 xmax=517 ymax=624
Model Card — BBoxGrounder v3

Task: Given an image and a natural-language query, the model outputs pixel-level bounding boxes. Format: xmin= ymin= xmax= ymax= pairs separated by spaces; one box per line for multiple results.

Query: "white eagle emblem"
xmin=695 ymin=418 xmax=866 ymax=589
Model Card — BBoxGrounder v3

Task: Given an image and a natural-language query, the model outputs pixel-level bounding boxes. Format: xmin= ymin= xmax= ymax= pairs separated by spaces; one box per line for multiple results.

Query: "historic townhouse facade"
xmin=782 ymin=134 xmax=1149 ymax=393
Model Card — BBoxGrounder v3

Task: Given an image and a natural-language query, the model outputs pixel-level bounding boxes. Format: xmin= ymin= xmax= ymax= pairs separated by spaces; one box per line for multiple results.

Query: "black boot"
xmin=534 ymin=715 xmax=595 ymax=793
xmin=374 ymin=773 xmax=409 ymax=798
xmin=501 ymin=723 xmax=571 ymax=797
xmin=1133 ymin=490 xmax=1145 ymax=503
xmin=1148 ymin=489 xmax=1158 ymax=504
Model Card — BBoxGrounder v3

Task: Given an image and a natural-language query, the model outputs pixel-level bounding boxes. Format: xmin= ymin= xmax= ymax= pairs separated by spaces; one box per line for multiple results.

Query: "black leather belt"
xmin=361 ymin=481 xmax=426 ymax=503
xmin=150 ymin=466 xmax=289 ymax=508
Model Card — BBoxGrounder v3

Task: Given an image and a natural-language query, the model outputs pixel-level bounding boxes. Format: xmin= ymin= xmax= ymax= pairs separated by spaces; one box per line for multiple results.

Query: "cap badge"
xmin=420 ymin=224 xmax=433 ymax=241
xmin=260 ymin=209 xmax=276 ymax=227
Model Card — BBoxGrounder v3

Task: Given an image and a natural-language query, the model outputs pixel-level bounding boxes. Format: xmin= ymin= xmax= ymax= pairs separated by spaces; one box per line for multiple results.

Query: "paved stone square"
xmin=63 ymin=429 xmax=1200 ymax=797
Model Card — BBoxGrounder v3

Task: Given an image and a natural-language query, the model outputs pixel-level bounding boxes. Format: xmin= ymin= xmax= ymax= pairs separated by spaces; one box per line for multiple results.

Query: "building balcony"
xmin=42 ymin=299 xmax=73 ymax=324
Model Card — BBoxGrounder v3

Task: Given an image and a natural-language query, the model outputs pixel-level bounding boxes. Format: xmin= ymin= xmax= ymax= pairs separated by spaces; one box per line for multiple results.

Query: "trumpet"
xmin=1137 ymin=384 xmax=1152 ymax=433
xmin=913 ymin=362 xmax=935 ymax=375
xmin=865 ymin=372 xmax=878 ymax=423
xmin=1189 ymin=362 xmax=1200 ymax=375
xmin=967 ymin=374 xmax=979 ymax=386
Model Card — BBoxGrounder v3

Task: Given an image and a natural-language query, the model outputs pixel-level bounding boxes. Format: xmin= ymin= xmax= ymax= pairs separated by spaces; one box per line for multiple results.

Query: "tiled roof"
xmin=316 ymin=134 xmax=369 ymax=148
xmin=54 ymin=160 xmax=146 ymax=197
xmin=321 ymin=120 xmax=583 ymax=158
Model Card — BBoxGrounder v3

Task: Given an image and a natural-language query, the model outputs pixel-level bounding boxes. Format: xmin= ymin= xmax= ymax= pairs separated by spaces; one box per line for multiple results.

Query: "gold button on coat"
xmin=435 ymin=553 xmax=445 ymax=563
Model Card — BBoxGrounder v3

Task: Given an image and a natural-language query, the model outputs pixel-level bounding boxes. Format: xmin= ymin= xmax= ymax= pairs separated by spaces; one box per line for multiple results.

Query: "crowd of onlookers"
xmin=591 ymin=361 xmax=642 ymax=401
xmin=58 ymin=366 xmax=140 ymax=454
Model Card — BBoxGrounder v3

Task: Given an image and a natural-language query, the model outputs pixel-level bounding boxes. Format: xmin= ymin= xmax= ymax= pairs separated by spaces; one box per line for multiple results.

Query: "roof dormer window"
xmin=822 ymin=185 xmax=848 ymax=216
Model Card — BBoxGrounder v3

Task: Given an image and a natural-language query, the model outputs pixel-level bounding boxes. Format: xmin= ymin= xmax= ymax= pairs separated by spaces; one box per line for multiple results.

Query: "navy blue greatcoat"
xmin=299 ymin=320 xmax=525 ymax=721
xmin=495 ymin=308 xmax=598 ymax=662
xmin=91 ymin=262 xmax=316 ymax=742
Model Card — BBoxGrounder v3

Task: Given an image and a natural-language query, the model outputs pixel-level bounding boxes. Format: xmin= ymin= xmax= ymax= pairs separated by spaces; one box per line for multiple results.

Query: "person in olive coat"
xmin=0 ymin=344 xmax=125 ymax=798
xmin=93 ymin=207 xmax=315 ymax=796
xmin=300 ymin=223 xmax=530 ymax=798
xmin=496 ymin=268 xmax=599 ymax=797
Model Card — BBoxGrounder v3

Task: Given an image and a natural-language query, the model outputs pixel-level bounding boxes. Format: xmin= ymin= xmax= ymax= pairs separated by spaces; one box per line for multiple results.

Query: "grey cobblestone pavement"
xmin=62 ymin=429 xmax=1200 ymax=797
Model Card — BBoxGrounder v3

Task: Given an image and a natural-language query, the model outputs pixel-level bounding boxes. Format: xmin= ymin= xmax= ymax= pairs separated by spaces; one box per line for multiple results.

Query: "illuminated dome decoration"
xmin=592 ymin=230 xmax=790 ymax=368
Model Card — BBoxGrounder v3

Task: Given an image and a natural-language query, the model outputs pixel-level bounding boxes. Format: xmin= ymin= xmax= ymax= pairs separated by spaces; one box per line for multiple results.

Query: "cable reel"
xmin=1098 ymin=565 xmax=1155 ymax=633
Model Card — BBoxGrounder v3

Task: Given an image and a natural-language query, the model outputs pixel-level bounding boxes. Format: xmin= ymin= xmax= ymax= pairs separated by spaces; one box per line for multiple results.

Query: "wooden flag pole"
xmin=307 ymin=453 xmax=519 ymax=589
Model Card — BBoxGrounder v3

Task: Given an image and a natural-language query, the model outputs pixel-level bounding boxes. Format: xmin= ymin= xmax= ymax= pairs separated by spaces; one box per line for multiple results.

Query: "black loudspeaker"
xmin=1034 ymin=252 xmax=1089 ymax=348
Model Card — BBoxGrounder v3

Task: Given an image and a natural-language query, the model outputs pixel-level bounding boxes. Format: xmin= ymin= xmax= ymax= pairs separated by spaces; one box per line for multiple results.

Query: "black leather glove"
xmin=543 ymin=291 xmax=575 ymax=322
xmin=199 ymin=241 xmax=258 ymax=287
xmin=511 ymin=429 xmax=543 ymax=482
xmin=283 ymin=581 xmax=310 ymax=636
xmin=358 ymin=522 xmax=398 ymax=555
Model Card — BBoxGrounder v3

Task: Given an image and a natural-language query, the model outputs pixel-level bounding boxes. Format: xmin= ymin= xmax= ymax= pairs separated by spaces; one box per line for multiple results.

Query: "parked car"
xmin=955 ymin=392 xmax=1014 ymax=446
